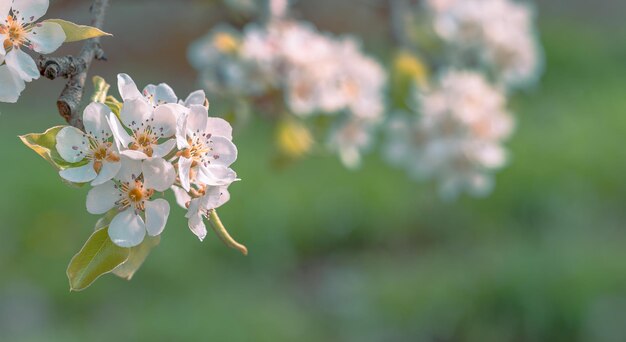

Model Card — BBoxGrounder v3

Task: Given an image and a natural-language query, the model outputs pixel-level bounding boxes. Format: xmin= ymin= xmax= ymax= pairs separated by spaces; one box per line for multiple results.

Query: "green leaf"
xmin=113 ymin=235 xmax=161 ymax=280
xmin=91 ymin=76 xmax=110 ymax=103
xmin=19 ymin=126 xmax=83 ymax=171
xmin=67 ymin=228 xmax=130 ymax=291
xmin=105 ymin=95 xmax=123 ymax=117
xmin=44 ymin=19 xmax=112 ymax=43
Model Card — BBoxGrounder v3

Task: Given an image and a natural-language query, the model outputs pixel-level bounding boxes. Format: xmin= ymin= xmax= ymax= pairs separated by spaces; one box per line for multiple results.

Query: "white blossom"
xmin=55 ymin=102 xmax=121 ymax=185
xmin=426 ymin=0 xmax=542 ymax=89
xmin=0 ymin=0 xmax=65 ymax=102
xmin=86 ymin=156 xmax=175 ymax=247
xmin=385 ymin=70 xmax=514 ymax=199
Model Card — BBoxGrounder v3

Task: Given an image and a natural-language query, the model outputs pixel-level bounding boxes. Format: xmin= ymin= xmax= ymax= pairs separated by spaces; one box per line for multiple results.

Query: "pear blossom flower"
xmin=116 ymin=73 xmax=178 ymax=107
xmin=175 ymin=104 xmax=238 ymax=191
xmin=107 ymin=97 xmax=179 ymax=160
xmin=385 ymin=70 xmax=514 ymax=199
xmin=86 ymin=157 xmax=175 ymax=247
xmin=172 ymin=184 xmax=232 ymax=241
xmin=0 ymin=0 xmax=65 ymax=101
xmin=55 ymin=102 xmax=121 ymax=185
xmin=328 ymin=119 xmax=377 ymax=169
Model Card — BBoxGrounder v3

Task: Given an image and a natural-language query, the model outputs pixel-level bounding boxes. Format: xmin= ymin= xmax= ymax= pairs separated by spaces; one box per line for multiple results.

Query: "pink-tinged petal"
xmin=109 ymin=209 xmax=146 ymax=247
xmin=117 ymin=73 xmax=142 ymax=101
xmin=144 ymin=83 xmax=177 ymax=105
xmin=106 ymin=114 xmax=133 ymax=149
xmin=142 ymin=157 xmax=175 ymax=192
xmin=5 ymin=48 xmax=39 ymax=82
xmin=183 ymin=90 xmax=206 ymax=107
xmin=208 ymin=135 xmax=238 ymax=167
xmin=178 ymin=157 xmax=193 ymax=191
xmin=83 ymin=102 xmax=112 ymax=141
xmin=171 ymin=186 xmax=191 ymax=209
xmin=205 ymin=117 xmax=233 ymax=140
xmin=152 ymin=139 xmax=176 ymax=158
xmin=59 ymin=161 xmax=97 ymax=184
xmin=0 ymin=1 xmax=11 ymax=19
xmin=116 ymin=156 xmax=142 ymax=182
xmin=0 ymin=65 xmax=24 ymax=103
xmin=120 ymin=149 xmax=149 ymax=160
xmin=197 ymin=165 xmax=238 ymax=186
xmin=86 ymin=180 xmax=119 ymax=214
xmin=144 ymin=198 xmax=170 ymax=236
xmin=152 ymin=104 xmax=181 ymax=138
xmin=120 ymin=97 xmax=152 ymax=129
xmin=11 ymin=0 xmax=49 ymax=23
xmin=55 ymin=126 xmax=89 ymax=163
xmin=26 ymin=22 xmax=65 ymax=54
xmin=186 ymin=105 xmax=208 ymax=134
xmin=91 ymin=160 xmax=121 ymax=186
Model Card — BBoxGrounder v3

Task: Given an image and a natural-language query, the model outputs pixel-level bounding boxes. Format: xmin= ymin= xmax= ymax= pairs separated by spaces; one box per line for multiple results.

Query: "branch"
xmin=37 ymin=0 xmax=109 ymax=130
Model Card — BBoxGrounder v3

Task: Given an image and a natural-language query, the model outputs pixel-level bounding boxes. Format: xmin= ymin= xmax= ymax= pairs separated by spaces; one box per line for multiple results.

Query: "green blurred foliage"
xmin=1 ymin=12 xmax=626 ymax=342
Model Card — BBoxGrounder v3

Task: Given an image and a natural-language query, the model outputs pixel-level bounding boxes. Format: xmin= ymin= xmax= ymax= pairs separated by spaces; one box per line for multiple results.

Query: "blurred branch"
xmin=37 ymin=0 xmax=109 ymax=130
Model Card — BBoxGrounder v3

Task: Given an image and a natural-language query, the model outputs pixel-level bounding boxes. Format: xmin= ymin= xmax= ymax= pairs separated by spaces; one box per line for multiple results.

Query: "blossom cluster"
xmin=0 ymin=0 xmax=65 ymax=102
xmin=386 ymin=70 xmax=513 ymax=200
xmin=425 ymin=0 xmax=542 ymax=89
xmin=55 ymin=74 xmax=239 ymax=247
xmin=188 ymin=5 xmax=386 ymax=168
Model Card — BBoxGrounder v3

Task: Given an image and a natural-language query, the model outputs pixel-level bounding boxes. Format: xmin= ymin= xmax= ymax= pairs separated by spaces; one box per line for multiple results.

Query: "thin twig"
xmin=38 ymin=0 xmax=109 ymax=130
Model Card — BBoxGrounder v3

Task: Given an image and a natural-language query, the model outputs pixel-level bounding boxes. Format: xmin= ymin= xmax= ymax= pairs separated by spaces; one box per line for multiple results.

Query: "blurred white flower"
xmin=86 ymin=157 xmax=174 ymax=247
xmin=426 ymin=0 xmax=542 ymax=89
xmin=172 ymin=184 xmax=232 ymax=241
xmin=0 ymin=0 xmax=65 ymax=102
xmin=386 ymin=70 xmax=514 ymax=199
xmin=55 ymin=102 xmax=121 ymax=185
xmin=328 ymin=119 xmax=377 ymax=170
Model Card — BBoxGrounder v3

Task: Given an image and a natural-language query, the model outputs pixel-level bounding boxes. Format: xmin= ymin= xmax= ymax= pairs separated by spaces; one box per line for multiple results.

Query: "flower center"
xmin=1 ymin=16 xmax=28 ymax=50
xmin=178 ymin=134 xmax=217 ymax=168
xmin=130 ymin=129 xmax=159 ymax=157
xmin=86 ymin=140 xmax=119 ymax=173
xmin=213 ymin=32 xmax=238 ymax=53
xmin=116 ymin=180 xmax=154 ymax=212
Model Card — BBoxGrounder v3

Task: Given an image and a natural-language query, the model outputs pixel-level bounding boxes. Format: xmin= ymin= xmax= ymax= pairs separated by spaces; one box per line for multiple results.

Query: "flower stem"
xmin=208 ymin=210 xmax=248 ymax=256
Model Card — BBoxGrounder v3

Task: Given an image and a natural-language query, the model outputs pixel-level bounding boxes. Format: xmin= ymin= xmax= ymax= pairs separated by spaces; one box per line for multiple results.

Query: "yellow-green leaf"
xmin=44 ymin=19 xmax=112 ymax=43
xmin=105 ymin=95 xmax=123 ymax=117
xmin=67 ymin=228 xmax=130 ymax=291
xmin=91 ymin=76 xmax=110 ymax=103
xmin=113 ymin=235 xmax=161 ymax=280
xmin=19 ymin=126 xmax=78 ymax=170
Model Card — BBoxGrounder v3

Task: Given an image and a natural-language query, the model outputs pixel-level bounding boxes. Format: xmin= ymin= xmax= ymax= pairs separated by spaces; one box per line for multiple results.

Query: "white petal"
xmin=186 ymin=199 xmax=207 ymax=241
xmin=83 ymin=102 xmax=112 ymax=141
xmin=171 ymin=186 xmax=191 ymax=209
xmin=116 ymin=156 xmax=142 ymax=182
xmin=59 ymin=161 xmax=97 ymax=183
xmin=208 ymin=136 xmax=238 ymax=167
xmin=144 ymin=198 xmax=170 ymax=236
xmin=26 ymin=22 xmax=65 ymax=54
xmin=86 ymin=180 xmax=119 ymax=214
xmin=119 ymin=149 xmax=149 ymax=160
xmin=117 ymin=73 xmax=142 ymax=101
xmin=0 ymin=65 xmax=25 ymax=103
xmin=186 ymin=105 xmax=208 ymax=134
xmin=91 ymin=160 xmax=121 ymax=186
xmin=183 ymin=90 xmax=206 ymax=107
xmin=12 ymin=0 xmax=49 ymax=23
xmin=152 ymin=104 xmax=181 ymax=138
xmin=152 ymin=139 xmax=176 ymax=158
xmin=55 ymin=126 xmax=89 ymax=163
xmin=197 ymin=165 xmax=238 ymax=186
xmin=201 ymin=186 xmax=230 ymax=209
xmin=144 ymin=83 xmax=177 ymax=104
xmin=142 ymin=157 xmax=175 ymax=192
xmin=0 ymin=1 xmax=11 ymax=20
xmin=109 ymin=209 xmax=146 ymax=248
xmin=5 ymin=48 xmax=39 ymax=82
xmin=206 ymin=117 xmax=233 ymax=140
xmin=120 ymin=97 xmax=152 ymax=128
xmin=106 ymin=114 xmax=133 ymax=149
xmin=178 ymin=156 xmax=193 ymax=191
xmin=176 ymin=112 xmax=189 ymax=150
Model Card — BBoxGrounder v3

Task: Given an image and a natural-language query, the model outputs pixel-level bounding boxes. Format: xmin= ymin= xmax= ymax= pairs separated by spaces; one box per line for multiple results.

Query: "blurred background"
xmin=1 ymin=0 xmax=626 ymax=341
